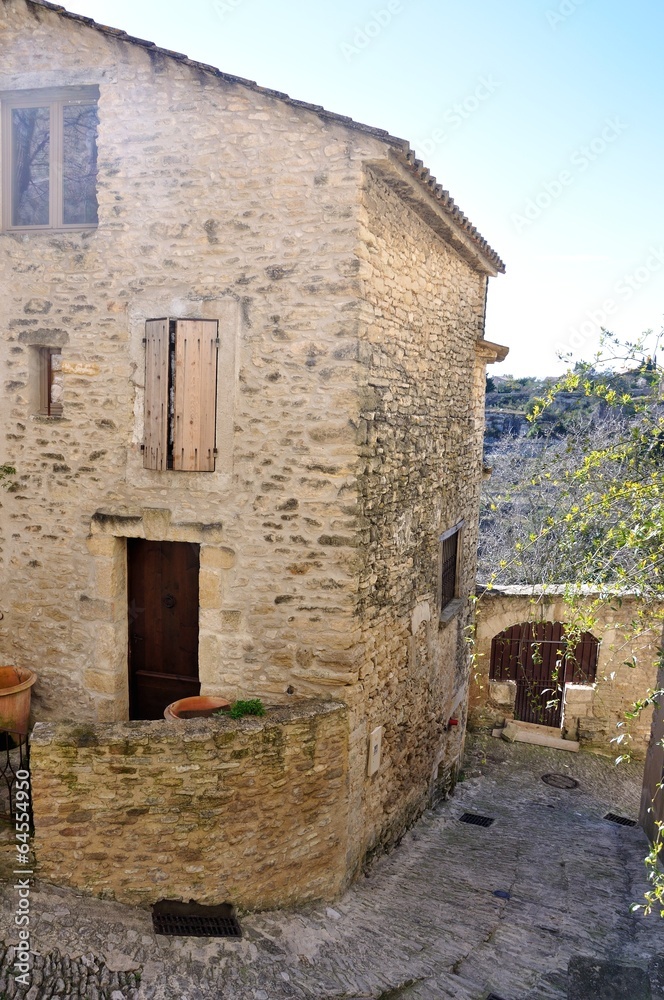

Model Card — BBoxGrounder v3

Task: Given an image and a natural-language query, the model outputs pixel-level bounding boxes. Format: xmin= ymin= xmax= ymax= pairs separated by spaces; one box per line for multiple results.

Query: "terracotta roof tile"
xmin=21 ymin=0 xmax=505 ymax=273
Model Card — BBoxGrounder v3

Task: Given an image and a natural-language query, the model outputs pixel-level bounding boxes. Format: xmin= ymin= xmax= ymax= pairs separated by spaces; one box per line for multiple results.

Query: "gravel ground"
xmin=0 ymin=734 xmax=661 ymax=999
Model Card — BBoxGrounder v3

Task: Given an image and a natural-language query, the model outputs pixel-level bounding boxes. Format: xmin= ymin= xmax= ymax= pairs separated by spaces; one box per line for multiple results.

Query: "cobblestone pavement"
xmin=1 ymin=736 xmax=662 ymax=999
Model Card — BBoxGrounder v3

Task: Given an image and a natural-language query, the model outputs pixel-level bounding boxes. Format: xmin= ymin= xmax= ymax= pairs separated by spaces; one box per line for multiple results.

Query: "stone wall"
xmin=0 ymin=0 xmax=380 ymax=722
xmin=469 ymin=588 xmax=658 ymax=756
xmin=345 ymin=165 xmax=490 ymax=863
xmin=30 ymin=700 xmax=349 ymax=908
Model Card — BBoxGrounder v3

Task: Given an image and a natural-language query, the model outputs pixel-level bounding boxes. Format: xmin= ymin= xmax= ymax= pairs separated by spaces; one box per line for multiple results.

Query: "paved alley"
xmin=1 ymin=736 xmax=662 ymax=999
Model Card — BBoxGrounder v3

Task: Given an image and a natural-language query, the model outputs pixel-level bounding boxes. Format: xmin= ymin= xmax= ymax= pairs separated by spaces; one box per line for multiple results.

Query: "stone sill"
xmin=439 ymin=598 xmax=464 ymax=627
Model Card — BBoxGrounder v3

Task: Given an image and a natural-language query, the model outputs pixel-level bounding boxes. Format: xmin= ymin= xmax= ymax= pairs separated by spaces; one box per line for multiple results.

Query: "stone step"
xmin=493 ymin=720 xmax=580 ymax=752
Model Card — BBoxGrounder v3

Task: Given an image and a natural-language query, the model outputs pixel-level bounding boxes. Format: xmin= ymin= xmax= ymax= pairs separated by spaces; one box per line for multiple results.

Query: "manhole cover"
xmin=152 ymin=900 xmax=242 ymax=938
xmin=459 ymin=812 xmax=495 ymax=828
xmin=604 ymin=812 xmax=638 ymax=828
xmin=542 ymin=773 xmax=579 ymax=789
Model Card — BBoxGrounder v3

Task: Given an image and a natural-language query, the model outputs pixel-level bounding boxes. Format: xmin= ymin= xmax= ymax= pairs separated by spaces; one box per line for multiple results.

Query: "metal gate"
xmin=490 ymin=621 xmax=599 ymax=728
xmin=0 ymin=729 xmax=32 ymax=827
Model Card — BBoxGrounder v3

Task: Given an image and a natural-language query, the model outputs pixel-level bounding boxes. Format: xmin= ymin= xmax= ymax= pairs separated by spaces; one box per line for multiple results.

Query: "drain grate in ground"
xmin=604 ymin=812 xmax=638 ymax=828
xmin=152 ymin=899 xmax=242 ymax=937
xmin=459 ymin=812 xmax=495 ymax=828
xmin=542 ymin=772 xmax=579 ymax=789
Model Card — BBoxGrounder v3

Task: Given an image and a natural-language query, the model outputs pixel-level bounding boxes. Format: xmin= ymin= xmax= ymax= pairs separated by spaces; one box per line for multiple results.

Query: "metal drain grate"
xmin=542 ymin=772 xmax=579 ymax=789
xmin=459 ymin=812 xmax=495 ymax=828
xmin=604 ymin=812 xmax=638 ymax=828
xmin=152 ymin=900 xmax=242 ymax=938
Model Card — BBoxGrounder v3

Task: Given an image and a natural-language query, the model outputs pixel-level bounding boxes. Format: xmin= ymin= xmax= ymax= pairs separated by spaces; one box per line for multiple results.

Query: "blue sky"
xmin=58 ymin=0 xmax=664 ymax=376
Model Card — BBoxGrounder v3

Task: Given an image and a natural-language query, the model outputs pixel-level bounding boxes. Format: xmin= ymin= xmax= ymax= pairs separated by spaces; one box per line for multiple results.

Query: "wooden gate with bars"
xmin=489 ymin=621 xmax=599 ymax=728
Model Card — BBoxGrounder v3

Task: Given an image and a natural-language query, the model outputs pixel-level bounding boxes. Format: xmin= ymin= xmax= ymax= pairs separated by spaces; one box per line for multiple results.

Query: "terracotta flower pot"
xmin=164 ymin=696 xmax=231 ymax=720
xmin=0 ymin=666 xmax=36 ymax=736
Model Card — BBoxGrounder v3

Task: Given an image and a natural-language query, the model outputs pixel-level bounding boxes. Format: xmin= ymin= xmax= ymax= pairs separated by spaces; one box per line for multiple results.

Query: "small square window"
xmin=38 ymin=348 xmax=63 ymax=417
xmin=1 ymin=87 xmax=99 ymax=231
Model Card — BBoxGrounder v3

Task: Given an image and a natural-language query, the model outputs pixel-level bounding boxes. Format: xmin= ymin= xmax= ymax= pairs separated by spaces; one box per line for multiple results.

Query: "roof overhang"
xmin=476 ymin=339 xmax=509 ymax=364
xmin=367 ymin=154 xmax=504 ymax=276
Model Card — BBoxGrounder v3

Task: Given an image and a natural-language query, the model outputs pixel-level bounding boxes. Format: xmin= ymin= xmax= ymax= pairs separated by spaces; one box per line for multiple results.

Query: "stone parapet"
xmin=30 ymin=700 xmax=349 ymax=909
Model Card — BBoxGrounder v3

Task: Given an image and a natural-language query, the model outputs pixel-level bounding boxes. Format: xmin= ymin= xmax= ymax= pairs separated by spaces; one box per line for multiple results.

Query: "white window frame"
xmin=1 ymin=86 xmax=99 ymax=232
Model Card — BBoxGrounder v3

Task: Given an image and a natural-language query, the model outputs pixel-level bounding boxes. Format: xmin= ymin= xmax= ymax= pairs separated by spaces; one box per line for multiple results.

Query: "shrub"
xmin=226 ymin=698 xmax=266 ymax=719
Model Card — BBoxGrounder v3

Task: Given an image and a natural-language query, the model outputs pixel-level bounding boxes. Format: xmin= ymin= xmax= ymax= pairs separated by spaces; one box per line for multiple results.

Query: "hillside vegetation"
xmin=479 ymin=364 xmax=660 ymax=584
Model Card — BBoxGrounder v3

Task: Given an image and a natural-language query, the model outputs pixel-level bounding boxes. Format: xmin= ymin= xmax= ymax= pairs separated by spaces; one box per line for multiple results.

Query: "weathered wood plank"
xmin=144 ymin=318 xmax=169 ymax=470
xmin=174 ymin=319 xmax=218 ymax=471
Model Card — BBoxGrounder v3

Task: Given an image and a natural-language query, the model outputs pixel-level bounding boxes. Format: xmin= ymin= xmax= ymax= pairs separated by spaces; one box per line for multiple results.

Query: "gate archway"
xmin=490 ymin=621 xmax=599 ymax=728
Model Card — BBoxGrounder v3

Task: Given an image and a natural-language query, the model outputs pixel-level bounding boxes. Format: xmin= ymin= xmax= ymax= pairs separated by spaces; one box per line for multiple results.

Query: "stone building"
xmin=0 ymin=0 xmax=506 ymax=903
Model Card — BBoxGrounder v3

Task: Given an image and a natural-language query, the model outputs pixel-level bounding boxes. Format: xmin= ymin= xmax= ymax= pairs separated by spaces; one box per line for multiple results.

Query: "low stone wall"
xmin=30 ymin=700 xmax=349 ymax=909
xmin=469 ymin=588 xmax=657 ymax=757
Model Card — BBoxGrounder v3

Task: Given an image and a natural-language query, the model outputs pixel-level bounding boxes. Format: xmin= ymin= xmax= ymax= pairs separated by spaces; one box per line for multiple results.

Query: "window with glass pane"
xmin=2 ymin=88 xmax=98 ymax=231
xmin=12 ymin=106 xmax=50 ymax=227
xmin=63 ymin=104 xmax=98 ymax=225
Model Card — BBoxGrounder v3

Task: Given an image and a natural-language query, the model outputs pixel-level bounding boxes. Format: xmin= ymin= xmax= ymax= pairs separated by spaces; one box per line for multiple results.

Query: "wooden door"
xmin=128 ymin=539 xmax=200 ymax=720
xmin=490 ymin=621 xmax=599 ymax=728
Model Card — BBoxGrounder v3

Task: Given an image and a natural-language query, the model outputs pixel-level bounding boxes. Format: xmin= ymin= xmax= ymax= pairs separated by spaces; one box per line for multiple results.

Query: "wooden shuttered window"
xmin=144 ymin=319 xmax=170 ymax=470
xmin=143 ymin=318 xmax=219 ymax=472
xmin=173 ymin=320 xmax=219 ymax=472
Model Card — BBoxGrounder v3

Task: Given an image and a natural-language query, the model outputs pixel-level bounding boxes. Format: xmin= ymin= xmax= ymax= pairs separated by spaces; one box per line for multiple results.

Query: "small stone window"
xmin=38 ymin=347 xmax=63 ymax=417
xmin=439 ymin=521 xmax=464 ymax=620
xmin=1 ymin=86 xmax=99 ymax=231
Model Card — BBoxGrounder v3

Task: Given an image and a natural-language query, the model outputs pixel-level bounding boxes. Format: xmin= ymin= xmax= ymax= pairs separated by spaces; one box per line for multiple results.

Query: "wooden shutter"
xmin=144 ymin=318 xmax=169 ymax=470
xmin=173 ymin=319 xmax=218 ymax=472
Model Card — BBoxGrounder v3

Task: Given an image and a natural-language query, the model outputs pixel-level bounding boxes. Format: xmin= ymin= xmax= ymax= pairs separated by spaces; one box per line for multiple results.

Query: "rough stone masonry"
xmin=0 ymin=0 xmax=506 ymax=901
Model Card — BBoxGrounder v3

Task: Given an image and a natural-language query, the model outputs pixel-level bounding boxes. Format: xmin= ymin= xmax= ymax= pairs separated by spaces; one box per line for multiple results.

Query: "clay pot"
xmin=0 ymin=666 xmax=36 ymax=736
xmin=164 ymin=696 xmax=231 ymax=720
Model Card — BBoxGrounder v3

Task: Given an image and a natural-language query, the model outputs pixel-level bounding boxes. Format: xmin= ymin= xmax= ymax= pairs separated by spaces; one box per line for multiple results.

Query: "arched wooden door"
xmin=490 ymin=621 xmax=599 ymax=728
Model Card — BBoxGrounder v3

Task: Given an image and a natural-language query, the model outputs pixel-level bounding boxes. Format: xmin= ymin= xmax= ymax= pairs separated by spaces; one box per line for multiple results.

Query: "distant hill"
xmin=484 ymin=369 xmax=655 ymax=450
